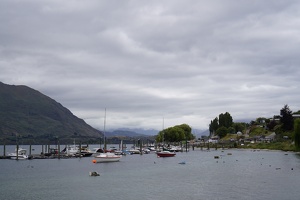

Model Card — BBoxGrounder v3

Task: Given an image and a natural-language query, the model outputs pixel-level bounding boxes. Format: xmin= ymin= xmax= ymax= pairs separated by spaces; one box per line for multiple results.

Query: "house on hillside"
xmin=293 ymin=114 xmax=300 ymax=119
xmin=208 ymin=136 xmax=219 ymax=143
xmin=264 ymin=132 xmax=276 ymax=142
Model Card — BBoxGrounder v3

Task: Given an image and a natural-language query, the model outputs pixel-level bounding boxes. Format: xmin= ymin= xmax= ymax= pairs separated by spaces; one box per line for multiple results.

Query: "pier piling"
xmin=3 ymin=144 xmax=6 ymax=157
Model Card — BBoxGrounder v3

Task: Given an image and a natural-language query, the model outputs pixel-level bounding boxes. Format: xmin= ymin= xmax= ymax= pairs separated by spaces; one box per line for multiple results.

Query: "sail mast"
xmin=103 ymin=108 xmax=107 ymax=151
xmin=162 ymin=117 xmax=164 ymax=146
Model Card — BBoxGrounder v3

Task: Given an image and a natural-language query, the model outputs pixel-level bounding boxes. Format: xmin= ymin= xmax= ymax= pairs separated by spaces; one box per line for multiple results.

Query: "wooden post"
xmin=79 ymin=141 xmax=82 ymax=158
xmin=3 ymin=144 xmax=6 ymax=157
xmin=185 ymin=138 xmax=188 ymax=152
xmin=104 ymin=137 xmax=107 ymax=152
xmin=180 ymin=141 xmax=183 ymax=152
xmin=16 ymin=143 xmax=19 ymax=161
xmin=58 ymin=140 xmax=60 ymax=159
xmin=29 ymin=144 xmax=32 ymax=155
xmin=99 ymin=137 xmax=102 ymax=149
xmin=140 ymin=140 xmax=143 ymax=155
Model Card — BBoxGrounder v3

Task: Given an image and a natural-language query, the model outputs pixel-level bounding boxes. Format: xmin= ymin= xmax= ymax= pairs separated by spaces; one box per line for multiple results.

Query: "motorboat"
xmin=143 ymin=148 xmax=151 ymax=154
xmin=168 ymin=146 xmax=182 ymax=152
xmin=156 ymin=151 xmax=176 ymax=157
xmin=64 ymin=142 xmax=79 ymax=156
xmin=93 ymin=153 xmax=121 ymax=163
xmin=78 ymin=146 xmax=93 ymax=157
xmin=64 ymin=142 xmax=93 ymax=157
xmin=91 ymin=147 xmax=104 ymax=155
xmin=114 ymin=150 xmax=127 ymax=155
xmin=128 ymin=149 xmax=141 ymax=154
xmin=147 ymin=146 xmax=156 ymax=152
xmin=8 ymin=148 xmax=29 ymax=160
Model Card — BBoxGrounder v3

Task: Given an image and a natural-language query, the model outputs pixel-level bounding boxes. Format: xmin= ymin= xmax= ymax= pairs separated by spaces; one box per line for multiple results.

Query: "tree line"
xmin=153 ymin=104 xmax=300 ymax=150
xmin=209 ymin=112 xmax=248 ymax=138
xmin=208 ymin=104 xmax=300 ymax=149
xmin=156 ymin=124 xmax=195 ymax=143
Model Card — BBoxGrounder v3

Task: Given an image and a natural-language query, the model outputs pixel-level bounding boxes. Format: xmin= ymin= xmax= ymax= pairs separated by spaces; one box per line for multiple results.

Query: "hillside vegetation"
xmin=208 ymin=107 xmax=300 ymax=151
xmin=0 ymin=82 xmax=102 ymax=144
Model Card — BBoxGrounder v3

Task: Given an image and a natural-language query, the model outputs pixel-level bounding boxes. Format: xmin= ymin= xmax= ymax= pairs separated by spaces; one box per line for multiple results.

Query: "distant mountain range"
xmin=106 ymin=127 xmax=209 ymax=138
xmin=107 ymin=128 xmax=159 ymax=136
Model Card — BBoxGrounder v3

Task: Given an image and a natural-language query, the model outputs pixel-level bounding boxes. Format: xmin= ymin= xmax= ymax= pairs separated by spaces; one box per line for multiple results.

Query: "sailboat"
xmin=156 ymin=151 xmax=176 ymax=157
xmin=93 ymin=108 xmax=122 ymax=163
xmin=94 ymin=152 xmax=122 ymax=163
xmin=156 ymin=117 xmax=176 ymax=158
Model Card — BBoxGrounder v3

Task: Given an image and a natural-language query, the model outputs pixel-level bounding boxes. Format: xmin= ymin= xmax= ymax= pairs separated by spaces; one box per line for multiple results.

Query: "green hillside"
xmin=0 ymin=82 xmax=103 ymax=144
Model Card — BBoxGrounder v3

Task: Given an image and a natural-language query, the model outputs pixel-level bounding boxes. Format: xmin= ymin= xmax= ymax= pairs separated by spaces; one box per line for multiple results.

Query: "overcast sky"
xmin=1 ymin=0 xmax=300 ymax=131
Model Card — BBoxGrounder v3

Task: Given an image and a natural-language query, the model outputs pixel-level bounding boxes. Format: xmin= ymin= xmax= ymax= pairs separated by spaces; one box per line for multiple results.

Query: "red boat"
xmin=156 ymin=151 xmax=176 ymax=157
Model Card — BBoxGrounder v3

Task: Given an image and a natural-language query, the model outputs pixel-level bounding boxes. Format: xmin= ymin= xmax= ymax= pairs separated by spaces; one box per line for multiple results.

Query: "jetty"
xmin=0 ymin=144 xmax=93 ymax=160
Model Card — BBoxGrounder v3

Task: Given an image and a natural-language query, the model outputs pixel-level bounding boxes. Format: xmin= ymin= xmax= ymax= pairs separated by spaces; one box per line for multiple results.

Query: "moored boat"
xmin=63 ymin=141 xmax=93 ymax=157
xmin=94 ymin=153 xmax=122 ymax=163
xmin=91 ymin=147 xmax=104 ymax=155
xmin=128 ymin=149 xmax=141 ymax=154
xmin=156 ymin=151 xmax=176 ymax=157
xmin=78 ymin=146 xmax=93 ymax=157
xmin=8 ymin=148 xmax=29 ymax=160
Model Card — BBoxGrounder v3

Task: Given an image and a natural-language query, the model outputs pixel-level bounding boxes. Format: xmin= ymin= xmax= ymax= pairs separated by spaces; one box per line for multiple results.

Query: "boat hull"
xmin=8 ymin=148 xmax=29 ymax=160
xmin=156 ymin=151 xmax=176 ymax=157
xmin=76 ymin=152 xmax=93 ymax=157
xmin=94 ymin=153 xmax=121 ymax=163
xmin=9 ymin=155 xmax=29 ymax=160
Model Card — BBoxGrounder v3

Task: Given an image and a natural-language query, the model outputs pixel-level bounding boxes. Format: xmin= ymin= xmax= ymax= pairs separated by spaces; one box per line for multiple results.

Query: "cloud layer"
xmin=1 ymin=0 xmax=300 ymax=131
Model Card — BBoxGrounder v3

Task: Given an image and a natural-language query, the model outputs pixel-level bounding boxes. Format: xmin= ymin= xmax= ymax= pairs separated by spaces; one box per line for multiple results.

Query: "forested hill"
xmin=0 ymin=82 xmax=102 ymax=144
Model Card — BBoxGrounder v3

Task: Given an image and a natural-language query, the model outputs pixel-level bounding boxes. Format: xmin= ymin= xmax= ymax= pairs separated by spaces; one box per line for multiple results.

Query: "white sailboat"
xmin=93 ymin=108 xmax=122 ymax=163
xmin=94 ymin=152 xmax=121 ymax=163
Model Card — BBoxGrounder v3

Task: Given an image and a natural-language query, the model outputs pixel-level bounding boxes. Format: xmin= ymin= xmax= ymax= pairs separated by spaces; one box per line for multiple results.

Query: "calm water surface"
xmin=1 ymin=145 xmax=300 ymax=200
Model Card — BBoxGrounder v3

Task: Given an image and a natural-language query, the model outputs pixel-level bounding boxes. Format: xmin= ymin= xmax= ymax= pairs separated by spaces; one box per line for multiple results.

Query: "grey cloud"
xmin=1 ymin=0 xmax=300 ymax=130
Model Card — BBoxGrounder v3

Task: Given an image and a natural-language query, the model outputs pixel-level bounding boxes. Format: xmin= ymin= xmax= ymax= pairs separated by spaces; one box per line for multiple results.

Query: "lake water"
xmin=1 ymin=145 xmax=300 ymax=200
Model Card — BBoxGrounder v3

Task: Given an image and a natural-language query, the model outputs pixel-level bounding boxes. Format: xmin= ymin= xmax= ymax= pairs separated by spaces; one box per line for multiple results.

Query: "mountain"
xmin=107 ymin=128 xmax=209 ymax=138
xmin=105 ymin=130 xmax=148 ymax=137
xmin=108 ymin=128 xmax=159 ymax=136
xmin=0 ymin=82 xmax=102 ymax=144
xmin=194 ymin=129 xmax=210 ymax=138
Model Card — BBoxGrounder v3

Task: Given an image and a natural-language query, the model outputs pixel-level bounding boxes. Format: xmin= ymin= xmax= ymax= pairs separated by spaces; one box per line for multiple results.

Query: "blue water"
xmin=1 ymin=146 xmax=300 ymax=200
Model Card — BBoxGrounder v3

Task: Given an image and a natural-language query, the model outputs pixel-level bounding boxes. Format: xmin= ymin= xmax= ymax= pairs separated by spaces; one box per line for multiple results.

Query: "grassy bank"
xmin=239 ymin=141 xmax=296 ymax=151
